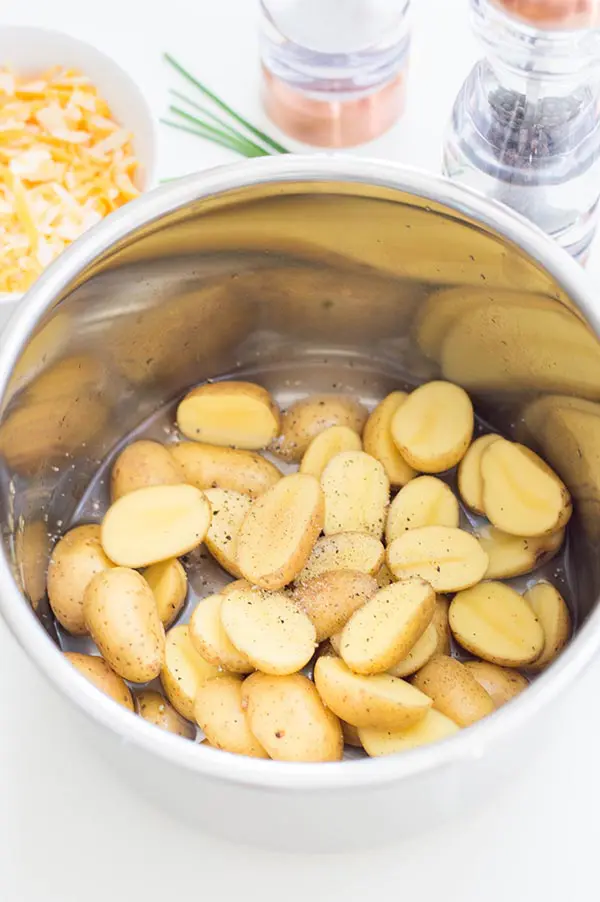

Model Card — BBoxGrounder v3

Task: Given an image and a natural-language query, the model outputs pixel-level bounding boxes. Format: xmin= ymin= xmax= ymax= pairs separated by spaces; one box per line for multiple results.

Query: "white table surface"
xmin=2 ymin=0 xmax=600 ymax=898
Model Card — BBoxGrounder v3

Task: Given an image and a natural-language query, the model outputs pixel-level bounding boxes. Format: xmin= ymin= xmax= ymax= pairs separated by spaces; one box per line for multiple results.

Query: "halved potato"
xmin=136 ymin=689 xmax=196 ymax=738
xmin=242 ymin=672 xmax=343 ymax=762
xmin=194 ymin=674 xmax=268 ymax=758
xmin=458 ymin=434 xmax=501 ymax=514
xmin=463 ymin=661 xmax=528 ymax=708
xmin=142 ymin=558 xmax=188 ymax=628
xmin=64 ymin=652 xmax=134 ymax=710
xmin=271 ymin=394 xmax=367 ymax=463
xmin=221 ymin=586 xmax=316 ymax=675
xmin=110 ymin=440 xmax=183 ymax=501
xmin=47 ymin=524 xmax=114 ymax=635
xmin=300 ymin=425 xmax=362 ymax=478
xmin=387 ymin=623 xmax=439 ymax=678
xmin=171 ymin=442 xmax=281 ymax=499
xmin=313 ymin=655 xmax=432 ymax=730
xmin=298 ymin=532 xmax=385 ymax=581
xmin=390 ymin=381 xmax=474 ymax=473
xmin=161 ymin=624 xmax=219 ymax=720
xmin=237 ymin=473 xmax=324 ymax=589
xmin=478 ymin=525 xmax=564 ymax=579
xmin=385 ymin=476 xmax=459 ymax=544
xmin=359 ymin=708 xmax=459 ymax=756
xmin=177 ymin=381 xmax=280 ymax=450
xmin=221 ymin=578 xmax=253 ymax=596
xmin=321 ymin=451 xmax=390 ymax=539
xmin=449 ymin=581 xmax=544 ymax=666
xmin=362 ymin=392 xmax=417 ymax=487
xmin=480 ymin=438 xmax=572 ymax=537
xmin=411 ymin=655 xmax=495 ymax=726
xmin=101 ymin=484 xmax=211 ymax=568
xmin=203 ymin=488 xmax=251 ymax=578
xmin=387 ymin=526 xmax=488 ymax=592
xmin=292 ymin=570 xmax=377 ymax=642
xmin=339 ymin=578 xmax=435 ymax=675
xmin=525 ymin=581 xmax=571 ymax=672
xmin=189 ymin=593 xmax=254 ymax=674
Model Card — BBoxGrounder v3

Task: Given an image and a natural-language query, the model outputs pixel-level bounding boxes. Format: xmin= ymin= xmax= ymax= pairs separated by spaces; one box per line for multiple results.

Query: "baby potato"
xmin=161 ymin=624 xmax=219 ymax=720
xmin=64 ymin=652 xmax=134 ymax=711
xmin=142 ymin=558 xmax=187 ymax=627
xmin=292 ymin=570 xmax=377 ymax=642
xmin=298 ymin=532 xmax=385 ymax=581
xmin=221 ymin=578 xmax=253 ymax=596
xmin=481 ymin=438 xmax=572 ymax=537
xmin=189 ymin=593 xmax=254 ymax=673
xmin=431 ymin=595 xmax=452 ymax=656
xmin=387 ymin=526 xmax=488 ymax=592
xmin=221 ymin=586 xmax=316 ymax=675
xmin=387 ymin=623 xmax=439 ymax=678
xmin=135 ymin=689 xmax=196 ymax=738
xmin=110 ymin=440 xmax=183 ymax=501
xmin=362 ymin=392 xmax=417 ymax=487
xmin=463 ymin=661 xmax=528 ymax=708
xmin=478 ymin=525 xmax=564 ymax=580
xmin=101 ymin=484 xmax=211 ymax=568
xmin=16 ymin=519 xmax=50 ymax=612
xmin=411 ymin=655 xmax=495 ymax=726
xmin=170 ymin=442 xmax=281 ymax=499
xmin=47 ymin=524 xmax=115 ymax=635
xmin=525 ymin=581 xmax=571 ymax=672
xmin=203 ymin=488 xmax=251 ymax=577
xmin=237 ymin=473 xmax=324 ymax=589
xmin=321 ymin=451 xmax=390 ymax=539
xmin=313 ymin=655 xmax=432 ymax=730
xmin=457 ymin=434 xmax=501 ymax=514
xmin=359 ymin=709 xmax=460 ymax=757
xmin=385 ymin=476 xmax=460 ymax=544
xmin=300 ymin=425 xmax=362 ymax=478
xmin=271 ymin=394 xmax=368 ymax=463
xmin=339 ymin=578 xmax=435 ymax=675
xmin=195 ymin=674 xmax=268 ymax=758
xmin=177 ymin=381 xmax=280 ymax=450
xmin=83 ymin=567 xmax=165 ymax=682
xmin=243 ymin=672 xmax=343 ymax=762
xmin=391 ymin=381 xmax=474 ymax=473
xmin=450 ymin=582 xmax=545 ymax=666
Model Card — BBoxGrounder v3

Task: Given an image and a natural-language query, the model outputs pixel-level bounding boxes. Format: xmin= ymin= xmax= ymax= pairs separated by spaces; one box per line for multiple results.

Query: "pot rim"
xmin=1 ymin=154 xmax=599 ymax=791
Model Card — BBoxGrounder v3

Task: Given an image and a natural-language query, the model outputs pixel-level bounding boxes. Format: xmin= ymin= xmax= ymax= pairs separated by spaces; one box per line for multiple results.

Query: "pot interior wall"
xmin=2 ymin=179 xmax=600 ymax=641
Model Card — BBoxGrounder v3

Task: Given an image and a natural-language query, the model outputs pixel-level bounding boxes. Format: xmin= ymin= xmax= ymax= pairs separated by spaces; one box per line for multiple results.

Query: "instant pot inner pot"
xmin=3 ymin=180 xmax=600 ymax=715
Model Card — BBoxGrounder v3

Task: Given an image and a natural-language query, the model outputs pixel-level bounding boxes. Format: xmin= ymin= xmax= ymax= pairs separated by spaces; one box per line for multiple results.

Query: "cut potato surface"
xmin=480 ymin=438 xmax=572 ymax=537
xmin=189 ymin=593 xmax=254 ymax=674
xmin=271 ymin=394 xmax=368 ymax=462
xmin=321 ymin=451 xmax=390 ymax=539
xmin=362 ymin=392 xmax=417 ymax=487
xmin=387 ymin=526 xmax=488 ymax=592
xmin=237 ymin=473 xmax=324 ymax=589
xmin=525 ymin=581 xmax=571 ymax=672
xmin=64 ymin=652 xmax=134 ymax=711
xmin=110 ymin=440 xmax=183 ymax=501
xmin=387 ymin=623 xmax=439 ymax=678
xmin=313 ymin=655 xmax=432 ymax=730
xmin=204 ymin=488 xmax=251 ymax=578
xmin=463 ymin=661 xmax=528 ymax=708
xmin=243 ymin=672 xmax=343 ymax=762
xmin=221 ymin=586 xmax=316 ymax=675
xmin=300 ymin=425 xmax=362 ymax=478
xmin=101 ymin=484 xmax=211 ymax=568
xmin=170 ymin=442 xmax=281 ymax=499
xmin=478 ymin=525 xmax=564 ymax=580
xmin=47 ymin=524 xmax=114 ymax=635
xmin=177 ymin=381 xmax=280 ymax=450
xmin=412 ymin=655 xmax=495 ymax=726
xmin=385 ymin=476 xmax=460 ymax=544
xmin=194 ymin=675 xmax=268 ymax=758
xmin=142 ymin=558 xmax=187 ymax=628
xmin=359 ymin=709 xmax=460 ymax=757
xmin=292 ymin=570 xmax=378 ymax=642
xmin=458 ymin=434 xmax=501 ymax=514
xmin=298 ymin=532 xmax=385 ymax=581
xmin=339 ymin=578 xmax=436 ymax=675
xmin=449 ymin=582 xmax=544 ymax=666
xmin=161 ymin=624 xmax=219 ymax=720
xmin=391 ymin=381 xmax=474 ymax=473
xmin=136 ymin=689 xmax=196 ymax=738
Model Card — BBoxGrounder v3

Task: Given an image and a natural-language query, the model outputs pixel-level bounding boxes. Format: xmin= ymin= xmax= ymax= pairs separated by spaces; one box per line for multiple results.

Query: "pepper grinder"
xmin=443 ymin=0 xmax=600 ymax=263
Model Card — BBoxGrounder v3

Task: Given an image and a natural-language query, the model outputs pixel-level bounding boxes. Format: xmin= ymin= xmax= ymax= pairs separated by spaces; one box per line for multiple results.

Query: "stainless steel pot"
xmin=2 ymin=156 xmax=600 ymax=853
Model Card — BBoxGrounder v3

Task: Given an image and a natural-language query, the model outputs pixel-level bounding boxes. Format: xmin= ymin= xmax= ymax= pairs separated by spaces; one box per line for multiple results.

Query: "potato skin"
xmin=463 ymin=661 xmax=528 ymax=708
xmin=271 ymin=394 xmax=368 ymax=463
xmin=135 ymin=689 xmax=196 ymax=738
xmin=47 ymin=524 xmax=114 ymax=635
xmin=171 ymin=442 xmax=281 ymax=499
xmin=291 ymin=570 xmax=378 ymax=642
xmin=142 ymin=558 xmax=187 ymax=627
xmin=362 ymin=392 xmax=416 ymax=487
xmin=110 ymin=440 xmax=183 ymax=501
xmin=83 ymin=567 xmax=165 ymax=682
xmin=411 ymin=655 xmax=495 ymax=726
xmin=64 ymin=652 xmax=134 ymax=710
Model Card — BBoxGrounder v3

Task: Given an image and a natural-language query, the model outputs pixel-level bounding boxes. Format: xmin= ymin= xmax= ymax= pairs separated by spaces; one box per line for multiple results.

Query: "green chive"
xmin=160 ymin=118 xmax=267 ymax=156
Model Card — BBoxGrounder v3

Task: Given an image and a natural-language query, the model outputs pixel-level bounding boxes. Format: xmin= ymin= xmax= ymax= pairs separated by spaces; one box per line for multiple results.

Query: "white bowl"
xmin=0 ymin=26 xmax=158 ymax=317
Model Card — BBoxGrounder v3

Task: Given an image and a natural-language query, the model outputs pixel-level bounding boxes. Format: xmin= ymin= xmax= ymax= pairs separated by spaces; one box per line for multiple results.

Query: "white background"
xmin=1 ymin=0 xmax=600 ymax=899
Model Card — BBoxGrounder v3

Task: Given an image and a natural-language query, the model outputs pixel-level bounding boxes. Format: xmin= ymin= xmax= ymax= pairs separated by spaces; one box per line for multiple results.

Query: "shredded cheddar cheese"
xmin=0 ymin=66 xmax=140 ymax=293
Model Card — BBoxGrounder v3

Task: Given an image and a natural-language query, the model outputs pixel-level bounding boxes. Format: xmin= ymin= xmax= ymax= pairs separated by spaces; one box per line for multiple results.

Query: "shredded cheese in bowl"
xmin=0 ymin=66 xmax=140 ymax=293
